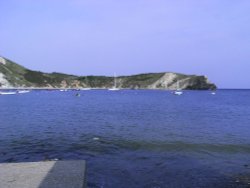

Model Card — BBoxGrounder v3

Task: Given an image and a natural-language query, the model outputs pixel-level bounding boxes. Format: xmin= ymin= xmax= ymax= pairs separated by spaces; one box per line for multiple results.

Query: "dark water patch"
xmin=87 ymin=151 xmax=250 ymax=188
xmin=234 ymin=173 xmax=250 ymax=186
xmin=110 ymin=139 xmax=250 ymax=154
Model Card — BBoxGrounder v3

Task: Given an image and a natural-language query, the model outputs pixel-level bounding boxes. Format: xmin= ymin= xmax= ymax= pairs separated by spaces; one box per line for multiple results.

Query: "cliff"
xmin=0 ymin=56 xmax=216 ymax=90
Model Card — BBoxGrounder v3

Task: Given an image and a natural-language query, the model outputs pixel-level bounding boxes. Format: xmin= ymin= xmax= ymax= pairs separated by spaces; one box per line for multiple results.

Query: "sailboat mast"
xmin=176 ymin=80 xmax=179 ymax=90
xmin=114 ymin=73 xmax=117 ymax=88
xmin=85 ymin=76 xmax=88 ymax=87
xmin=108 ymin=72 xmax=120 ymax=91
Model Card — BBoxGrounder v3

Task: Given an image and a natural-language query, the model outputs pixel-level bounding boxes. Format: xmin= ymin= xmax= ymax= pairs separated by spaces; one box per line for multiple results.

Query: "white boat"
xmin=17 ymin=90 xmax=30 ymax=94
xmin=0 ymin=91 xmax=17 ymax=95
xmin=109 ymin=73 xmax=120 ymax=91
xmin=174 ymin=90 xmax=183 ymax=95
xmin=211 ymin=92 xmax=216 ymax=95
xmin=80 ymin=88 xmax=91 ymax=91
xmin=173 ymin=80 xmax=183 ymax=95
xmin=108 ymin=88 xmax=120 ymax=91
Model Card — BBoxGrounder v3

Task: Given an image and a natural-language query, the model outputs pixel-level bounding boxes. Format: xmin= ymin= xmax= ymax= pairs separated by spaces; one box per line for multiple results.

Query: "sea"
xmin=0 ymin=89 xmax=250 ymax=188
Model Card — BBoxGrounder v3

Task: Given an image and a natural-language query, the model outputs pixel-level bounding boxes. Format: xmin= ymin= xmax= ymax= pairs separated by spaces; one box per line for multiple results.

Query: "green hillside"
xmin=0 ymin=56 xmax=216 ymax=90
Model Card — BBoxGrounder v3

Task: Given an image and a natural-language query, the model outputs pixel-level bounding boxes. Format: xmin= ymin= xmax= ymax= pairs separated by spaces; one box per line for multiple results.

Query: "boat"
xmin=174 ymin=90 xmax=183 ymax=95
xmin=211 ymin=91 xmax=216 ymax=95
xmin=0 ymin=91 xmax=17 ymax=95
xmin=173 ymin=80 xmax=183 ymax=95
xmin=108 ymin=73 xmax=120 ymax=91
xmin=17 ymin=90 xmax=30 ymax=94
xmin=59 ymin=89 xmax=68 ymax=92
xmin=108 ymin=87 xmax=120 ymax=91
xmin=81 ymin=88 xmax=91 ymax=91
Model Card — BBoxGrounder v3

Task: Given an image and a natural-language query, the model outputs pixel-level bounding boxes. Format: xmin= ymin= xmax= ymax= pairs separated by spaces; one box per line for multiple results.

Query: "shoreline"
xmin=0 ymin=88 xmax=249 ymax=90
xmin=0 ymin=88 xmax=216 ymax=91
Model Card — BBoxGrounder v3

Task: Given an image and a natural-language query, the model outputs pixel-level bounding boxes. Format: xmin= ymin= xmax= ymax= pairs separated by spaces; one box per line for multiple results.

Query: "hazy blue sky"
xmin=1 ymin=0 xmax=250 ymax=88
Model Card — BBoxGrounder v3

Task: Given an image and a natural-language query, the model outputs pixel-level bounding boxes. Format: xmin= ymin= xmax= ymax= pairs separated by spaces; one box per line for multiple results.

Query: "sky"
xmin=0 ymin=0 xmax=250 ymax=88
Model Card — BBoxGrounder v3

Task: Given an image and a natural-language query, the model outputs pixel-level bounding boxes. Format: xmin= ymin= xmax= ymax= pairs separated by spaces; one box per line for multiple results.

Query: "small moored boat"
xmin=108 ymin=73 xmax=120 ymax=91
xmin=17 ymin=90 xmax=30 ymax=94
xmin=173 ymin=80 xmax=183 ymax=95
xmin=174 ymin=90 xmax=183 ymax=95
xmin=0 ymin=91 xmax=17 ymax=95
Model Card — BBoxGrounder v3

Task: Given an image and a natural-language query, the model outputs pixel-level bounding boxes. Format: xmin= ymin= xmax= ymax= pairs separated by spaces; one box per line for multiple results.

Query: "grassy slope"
xmin=119 ymin=73 xmax=165 ymax=88
xmin=0 ymin=58 xmax=79 ymax=87
xmin=0 ymin=58 xmax=31 ymax=86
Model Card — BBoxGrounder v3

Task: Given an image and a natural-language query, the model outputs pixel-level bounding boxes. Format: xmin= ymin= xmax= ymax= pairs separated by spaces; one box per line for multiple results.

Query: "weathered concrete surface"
xmin=0 ymin=160 xmax=86 ymax=188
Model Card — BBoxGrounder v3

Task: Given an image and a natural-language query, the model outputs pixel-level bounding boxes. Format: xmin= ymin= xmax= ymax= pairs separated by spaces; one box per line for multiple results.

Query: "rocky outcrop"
xmin=0 ymin=73 xmax=11 ymax=88
xmin=0 ymin=56 xmax=216 ymax=90
xmin=0 ymin=57 xmax=6 ymax=65
xmin=147 ymin=73 xmax=215 ymax=90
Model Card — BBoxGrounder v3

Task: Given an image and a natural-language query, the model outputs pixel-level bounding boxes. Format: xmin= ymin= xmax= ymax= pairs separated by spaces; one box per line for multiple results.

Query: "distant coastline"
xmin=0 ymin=56 xmax=216 ymax=90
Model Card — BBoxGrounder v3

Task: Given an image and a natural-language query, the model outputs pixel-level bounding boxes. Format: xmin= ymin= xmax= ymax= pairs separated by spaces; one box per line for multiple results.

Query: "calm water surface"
xmin=0 ymin=90 xmax=250 ymax=187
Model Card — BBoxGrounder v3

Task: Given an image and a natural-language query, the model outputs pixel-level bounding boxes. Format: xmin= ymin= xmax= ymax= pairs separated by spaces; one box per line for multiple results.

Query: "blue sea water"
xmin=0 ymin=89 xmax=250 ymax=187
